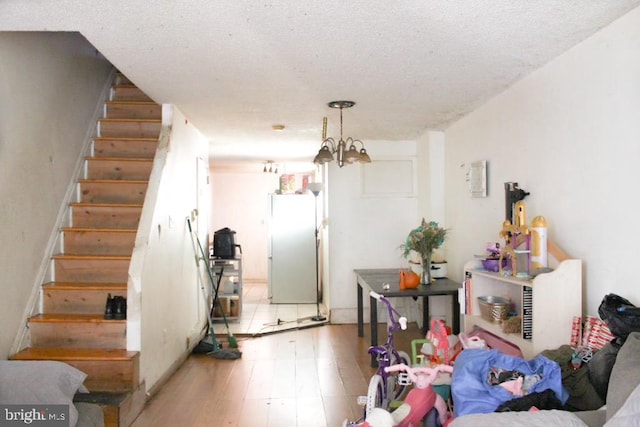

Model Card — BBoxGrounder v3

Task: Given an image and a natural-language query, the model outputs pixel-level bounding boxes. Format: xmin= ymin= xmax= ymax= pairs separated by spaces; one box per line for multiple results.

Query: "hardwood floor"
xmin=130 ymin=322 xmax=424 ymax=426
xmin=212 ymin=281 xmax=329 ymax=337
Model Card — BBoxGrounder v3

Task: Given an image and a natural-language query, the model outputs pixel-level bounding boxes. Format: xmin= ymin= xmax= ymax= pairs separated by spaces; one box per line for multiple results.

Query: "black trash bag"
xmin=598 ymin=293 xmax=640 ymax=340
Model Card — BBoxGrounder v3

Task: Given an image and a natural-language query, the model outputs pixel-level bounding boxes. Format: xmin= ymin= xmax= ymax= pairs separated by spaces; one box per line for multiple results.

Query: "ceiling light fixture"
xmin=313 ymin=100 xmax=371 ymax=168
xmin=263 ymin=161 xmax=278 ymax=174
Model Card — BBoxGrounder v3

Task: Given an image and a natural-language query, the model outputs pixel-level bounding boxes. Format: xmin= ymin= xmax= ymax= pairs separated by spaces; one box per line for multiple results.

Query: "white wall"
xmin=327 ymin=140 xmax=422 ymax=322
xmin=444 ymin=6 xmax=640 ymax=316
xmin=210 ymin=171 xmax=280 ymax=280
xmin=0 ymin=32 xmax=111 ymax=358
xmin=134 ymin=107 xmax=210 ymax=391
xmin=416 ymin=130 xmax=452 ymax=323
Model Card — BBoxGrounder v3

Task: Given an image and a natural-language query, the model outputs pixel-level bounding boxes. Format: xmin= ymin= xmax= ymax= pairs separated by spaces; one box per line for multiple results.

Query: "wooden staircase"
xmin=11 ymin=73 xmax=160 ymax=427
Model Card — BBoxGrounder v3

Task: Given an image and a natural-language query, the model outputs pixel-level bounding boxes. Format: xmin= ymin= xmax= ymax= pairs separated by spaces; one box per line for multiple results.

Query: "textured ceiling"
xmin=1 ymin=1 xmax=639 ymax=171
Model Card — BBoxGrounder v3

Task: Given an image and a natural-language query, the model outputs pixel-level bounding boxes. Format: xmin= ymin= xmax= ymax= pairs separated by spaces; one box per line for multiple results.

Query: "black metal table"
xmin=355 ymin=268 xmax=461 ymax=365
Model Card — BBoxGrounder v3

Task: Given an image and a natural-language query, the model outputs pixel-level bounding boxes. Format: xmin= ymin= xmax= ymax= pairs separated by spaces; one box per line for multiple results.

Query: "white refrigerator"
xmin=268 ymin=193 xmax=317 ymax=303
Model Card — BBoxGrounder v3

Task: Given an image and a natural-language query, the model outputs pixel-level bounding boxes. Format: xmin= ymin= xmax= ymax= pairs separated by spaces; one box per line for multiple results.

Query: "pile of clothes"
xmin=451 ymin=293 xmax=640 ymax=416
xmin=451 ymin=348 xmax=568 ymax=417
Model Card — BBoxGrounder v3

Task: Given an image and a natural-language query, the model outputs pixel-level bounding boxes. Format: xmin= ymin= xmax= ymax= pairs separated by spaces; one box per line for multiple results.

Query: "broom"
xmin=187 ymin=218 xmax=241 ymax=358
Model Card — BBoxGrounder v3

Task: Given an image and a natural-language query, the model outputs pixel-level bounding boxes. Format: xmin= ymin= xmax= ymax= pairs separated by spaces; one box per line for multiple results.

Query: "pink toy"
xmin=426 ymin=319 xmax=451 ymax=365
xmin=358 ymin=364 xmax=453 ymax=427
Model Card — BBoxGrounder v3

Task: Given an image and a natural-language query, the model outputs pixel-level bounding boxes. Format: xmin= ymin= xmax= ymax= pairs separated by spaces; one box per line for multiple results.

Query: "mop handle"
xmin=187 ymin=218 xmax=231 ymax=325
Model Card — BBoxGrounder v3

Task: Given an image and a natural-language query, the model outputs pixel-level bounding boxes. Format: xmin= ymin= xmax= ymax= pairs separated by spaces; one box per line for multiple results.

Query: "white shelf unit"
xmin=210 ymin=257 xmax=242 ymax=321
xmin=462 ymin=258 xmax=582 ymax=359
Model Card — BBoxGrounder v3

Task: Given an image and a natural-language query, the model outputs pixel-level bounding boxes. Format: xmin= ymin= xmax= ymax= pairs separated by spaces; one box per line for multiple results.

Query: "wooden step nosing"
xmin=98 ymin=118 xmax=161 ymax=124
xmin=61 ymin=227 xmax=137 ymax=233
xmin=70 ymin=202 xmax=144 ymax=208
xmin=105 ymin=100 xmax=158 ymax=106
xmin=11 ymin=348 xmax=138 ymax=362
xmin=93 ymin=137 xmax=158 ymax=142
xmin=29 ymin=314 xmax=127 ymax=323
xmin=42 ymin=282 xmax=128 ymax=290
xmin=78 ymin=179 xmax=148 ymax=184
xmin=85 ymin=157 xmax=153 ymax=163
xmin=52 ymin=254 xmax=131 ymax=260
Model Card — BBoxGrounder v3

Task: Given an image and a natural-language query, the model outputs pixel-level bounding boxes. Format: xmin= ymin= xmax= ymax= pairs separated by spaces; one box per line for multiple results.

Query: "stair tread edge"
xmin=11 ymin=348 xmax=138 ymax=361
xmin=29 ymin=313 xmax=127 ymax=322
xmin=42 ymin=282 xmax=128 ymax=290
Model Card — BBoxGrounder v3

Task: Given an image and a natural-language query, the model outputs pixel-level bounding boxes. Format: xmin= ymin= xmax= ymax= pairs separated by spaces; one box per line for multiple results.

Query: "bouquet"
xmin=401 ymin=219 xmax=447 ymax=261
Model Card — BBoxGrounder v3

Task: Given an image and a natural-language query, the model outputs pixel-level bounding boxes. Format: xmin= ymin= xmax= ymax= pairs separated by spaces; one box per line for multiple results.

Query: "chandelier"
xmin=313 ymin=100 xmax=371 ymax=168
xmin=262 ymin=161 xmax=278 ymax=174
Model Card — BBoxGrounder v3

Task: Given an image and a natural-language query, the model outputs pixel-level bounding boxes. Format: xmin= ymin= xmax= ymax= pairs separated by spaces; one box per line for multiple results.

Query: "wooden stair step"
xmin=79 ymin=179 xmax=148 ymax=204
xmin=105 ymin=101 xmax=161 ymax=120
xmin=93 ymin=137 xmax=158 ymax=159
xmin=111 ymin=84 xmax=154 ymax=102
xmin=53 ymin=254 xmax=131 ymax=283
xmin=62 ymin=226 xmax=137 ymax=232
xmin=61 ymin=227 xmax=136 ymax=255
xmin=98 ymin=118 xmax=161 ymax=139
xmin=74 ymin=382 xmax=146 ymax=427
xmin=28 ymin=314 xmax=126 ymax=349
xmin=43 ymin=282 xmax=128 ymax=290
xmin=10 ymin=348 xmax=139 ymax=393
xmin=11 ymin=347 xmax=136 ymax=361
xmin=86 ymin=157 xmax=153 ymax=181
xmin=71 ymin=202 xmax=143 ymax=229
xmin=43 ymin=282 xmax=127 ymax=315
xmin=29 ymin=313 xmax=127 ymax=323
xmin=52 ymin=254 xmax=132 ymax=261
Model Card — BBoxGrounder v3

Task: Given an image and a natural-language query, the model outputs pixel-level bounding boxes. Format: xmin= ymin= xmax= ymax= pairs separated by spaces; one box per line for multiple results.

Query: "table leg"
xmin=370 ymin=293 xmax=378 ymax=367
xmin=422 ymin=296 xmax=430 ymax=335
xmin=357 ymin=280 xmax=364 ymax=337
xmin=452 ymin=295 xmax=460 ymax=334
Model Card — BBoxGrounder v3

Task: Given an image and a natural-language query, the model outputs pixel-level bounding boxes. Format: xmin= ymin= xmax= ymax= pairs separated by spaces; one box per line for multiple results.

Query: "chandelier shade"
xmin=313 ymin=100 xmax=371 ymax=168
xmin=313 ymin=145 xmax=334 ymax=164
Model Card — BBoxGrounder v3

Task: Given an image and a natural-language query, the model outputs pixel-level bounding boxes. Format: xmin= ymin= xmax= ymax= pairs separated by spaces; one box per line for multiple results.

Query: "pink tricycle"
xmin=358 ymin=363 xmax=453 ymax=427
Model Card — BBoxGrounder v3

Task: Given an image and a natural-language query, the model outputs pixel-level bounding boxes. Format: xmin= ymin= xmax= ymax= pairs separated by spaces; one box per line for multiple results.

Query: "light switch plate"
xmin=467 ymin=160 xmax=488 ymax=198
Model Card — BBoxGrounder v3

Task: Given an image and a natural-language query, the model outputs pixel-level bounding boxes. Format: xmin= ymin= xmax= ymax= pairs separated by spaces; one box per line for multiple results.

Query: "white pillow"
xmin=0 ymin=361 xmax=88 ymax=427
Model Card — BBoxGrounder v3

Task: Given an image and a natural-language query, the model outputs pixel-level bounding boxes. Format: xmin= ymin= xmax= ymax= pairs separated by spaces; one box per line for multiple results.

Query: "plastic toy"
xmin=426 ymin=319 xmax=451 ymax=365
xmin=343 ymin=291 xmax=411 ymax=427
xmin=498 ymin=200 xmax=531 ymax=278
xmin=399 ymin=269 xmax=420 ymax=290
xmin=530 ymin=215 xmax=548 ymax=269
xmin=355 ymin=364 xmax=453 ymax=427
xmin=365 ymin=291 xmax=411 ymax=416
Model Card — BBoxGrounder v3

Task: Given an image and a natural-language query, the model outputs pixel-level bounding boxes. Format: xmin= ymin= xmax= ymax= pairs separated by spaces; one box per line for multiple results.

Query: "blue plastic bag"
xmin=452 ymin=349 xmax=569 ymax=417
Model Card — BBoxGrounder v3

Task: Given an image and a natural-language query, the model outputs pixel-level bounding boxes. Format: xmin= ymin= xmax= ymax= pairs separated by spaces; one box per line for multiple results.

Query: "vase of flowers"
xmin=401 ymin=219 xmax=447 ymax=284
